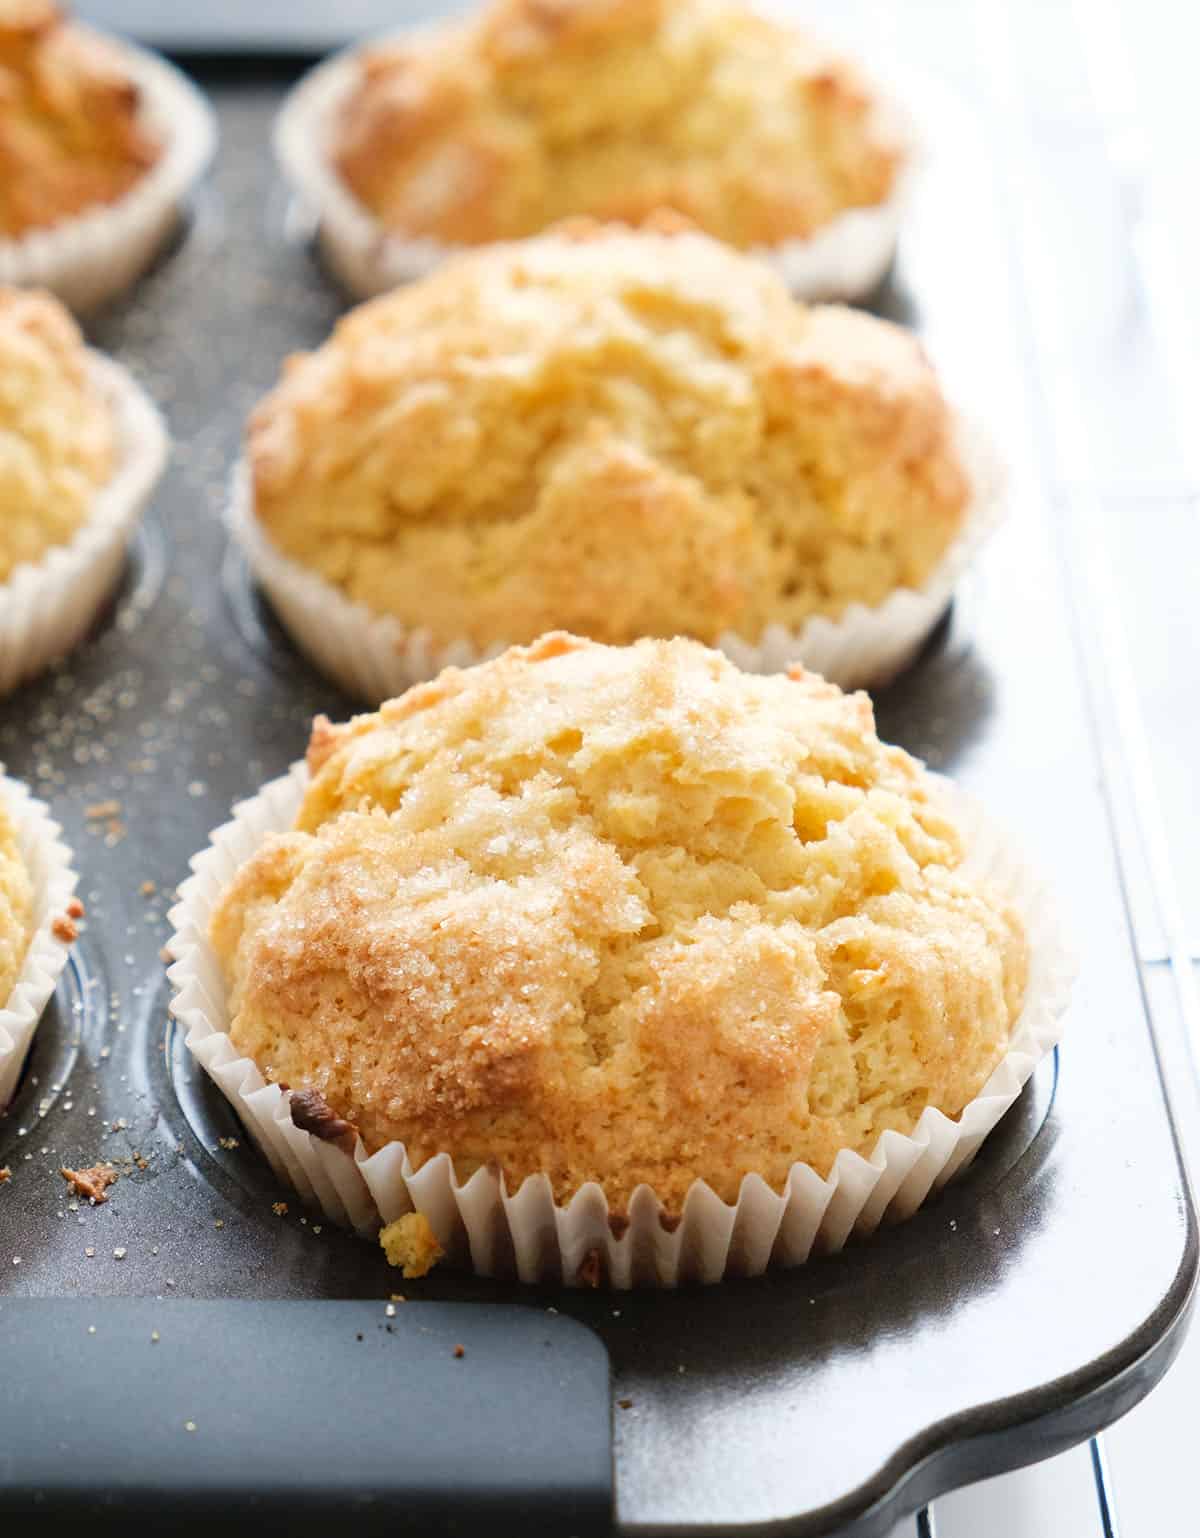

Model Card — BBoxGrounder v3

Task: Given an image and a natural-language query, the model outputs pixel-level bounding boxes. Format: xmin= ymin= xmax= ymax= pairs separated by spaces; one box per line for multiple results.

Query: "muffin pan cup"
xmin=273 ymin=32 xmax=915 ymax=303
xmin=225 ymin=412 xmax=1005 ymax=701
xmin=0 ymin=354 xmax=169 ymax=697
xmin=166 ymin=763 xmax=1074 ymax=1288
xmin=0 ymin=775 xmax=79 ymax=1109
xmin=0 ymin=31 xmax=216 ymax=313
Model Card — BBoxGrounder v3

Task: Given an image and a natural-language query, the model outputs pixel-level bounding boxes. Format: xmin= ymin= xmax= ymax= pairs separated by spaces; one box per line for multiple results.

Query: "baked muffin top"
xmin=0 ymin=286 xmax=117 ymax=583
xmin=250 ymin=222 xmax=969 ymax=649
xmin=332 ymin=0 xmax=902 ymax=248
xmin=212 ymin=634 xmax=1027 ymax=1209
xmin=0 ymin=0 xmax=161 ymax=239
xmin=0 ymin=786 xmax=33 ymax=1007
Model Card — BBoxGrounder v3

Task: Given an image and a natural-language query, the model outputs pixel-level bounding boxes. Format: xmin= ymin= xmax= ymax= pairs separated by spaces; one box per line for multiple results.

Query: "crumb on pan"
xmin=60 ymin=1164 xmax=118 ymax=1204
xmin=379 ymin=1212 xmax=444 ymax=1278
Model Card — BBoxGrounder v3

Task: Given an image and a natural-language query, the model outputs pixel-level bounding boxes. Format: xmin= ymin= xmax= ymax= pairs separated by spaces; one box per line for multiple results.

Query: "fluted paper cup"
xmin=274 ymin=33 xmax=914 ymax=303
xmin=0 ymin=775 xmax=80 ymax=1109
xmin=167 ymin=762 xmax=1074 ymax=1288
xmin=0 ymin=354 xmax=169 ymax=696
xmin=227 ymin=412 xmax=1003 ymax=702
xmin=0 ymin=33 xmax=216 ymax=312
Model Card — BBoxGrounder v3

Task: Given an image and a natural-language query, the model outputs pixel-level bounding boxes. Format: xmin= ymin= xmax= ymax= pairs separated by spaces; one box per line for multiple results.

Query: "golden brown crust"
xmin=212 ymin=636 xmax=1027 ymax=1209
xmin=0 ymin=285 xmax=116 ymax=582
xmin=0 ymin=785 xmax=33 ymax=1008
xmin=249 ymin=224 xmax=969 ymax=649
xmin=332 ymin=0 xmax=901 ymax=248
xmin=0 ymin=1 xmax=161 ymax=238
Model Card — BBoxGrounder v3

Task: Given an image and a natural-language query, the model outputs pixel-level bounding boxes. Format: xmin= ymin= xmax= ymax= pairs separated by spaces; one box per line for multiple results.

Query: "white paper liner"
xmin=274 ymin=32 xmax=915 ymax=303
xmin=166 ymin=762 xmax=1074 ymax=1288
xmin=0 ymin=354 xmax=169 ymax=696
xmin=0 ymin=32 xmax=216 ymax=312
xmin=227 ymin=412 xmax=1003 ymax=702
xmin=0 ymin=775 xmax=80 ymax=1110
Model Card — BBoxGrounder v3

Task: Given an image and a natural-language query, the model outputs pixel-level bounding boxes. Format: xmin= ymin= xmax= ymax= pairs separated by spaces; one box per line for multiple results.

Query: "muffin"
xmin=0 ymin=1 xmax=215 ymax=310
xmin=239 ymin=221 xmax=993 ymax=697
xmin=336 ymin=0 xmax=900 ymax=249
xmin=0 ymin=286 xmax=116 ymax=580
xmin=0 ymin=790 xmax=34 ymax=1012
xmin=0 ymin=0 xmax=161 ymax=241
xmin=194 ymin=635 xmax=1044 ymax=1276
xmin=275 ymin=0 xmax=911 ymax=299
xmin=0 ymin=771 xmax=79 ymax=1109
xmin=0 ymin=286 xmax=168 ymax=692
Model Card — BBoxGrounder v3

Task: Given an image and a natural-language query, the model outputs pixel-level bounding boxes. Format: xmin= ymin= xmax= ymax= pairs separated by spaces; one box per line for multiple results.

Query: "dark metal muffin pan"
xmin=0 ymin=44 xmax=1195 ymax=1538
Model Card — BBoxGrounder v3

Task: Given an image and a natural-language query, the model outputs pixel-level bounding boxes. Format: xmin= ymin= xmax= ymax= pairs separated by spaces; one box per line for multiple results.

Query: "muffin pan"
xmin=0 ymin=54 xmax=1195 ymax=1538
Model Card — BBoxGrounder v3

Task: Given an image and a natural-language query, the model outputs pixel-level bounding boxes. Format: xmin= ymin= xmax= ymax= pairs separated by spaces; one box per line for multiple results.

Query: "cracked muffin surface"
xmin=0 ymin=0 xmax=161 ymax=239
xmin=332 ymin=0 xmax=903 ymax=248
xmin=212 ymin=634 xmax=1027 ymax=1209
xmin=0 ymin=285 xmax=116 ymax=583
xmin=250 ymin=221 xmax=970 ymax=650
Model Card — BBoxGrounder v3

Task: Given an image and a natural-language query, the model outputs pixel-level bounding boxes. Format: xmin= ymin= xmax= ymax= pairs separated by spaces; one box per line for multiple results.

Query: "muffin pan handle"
xmin=0 ymin=1299 xmax=614 ymax=1536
